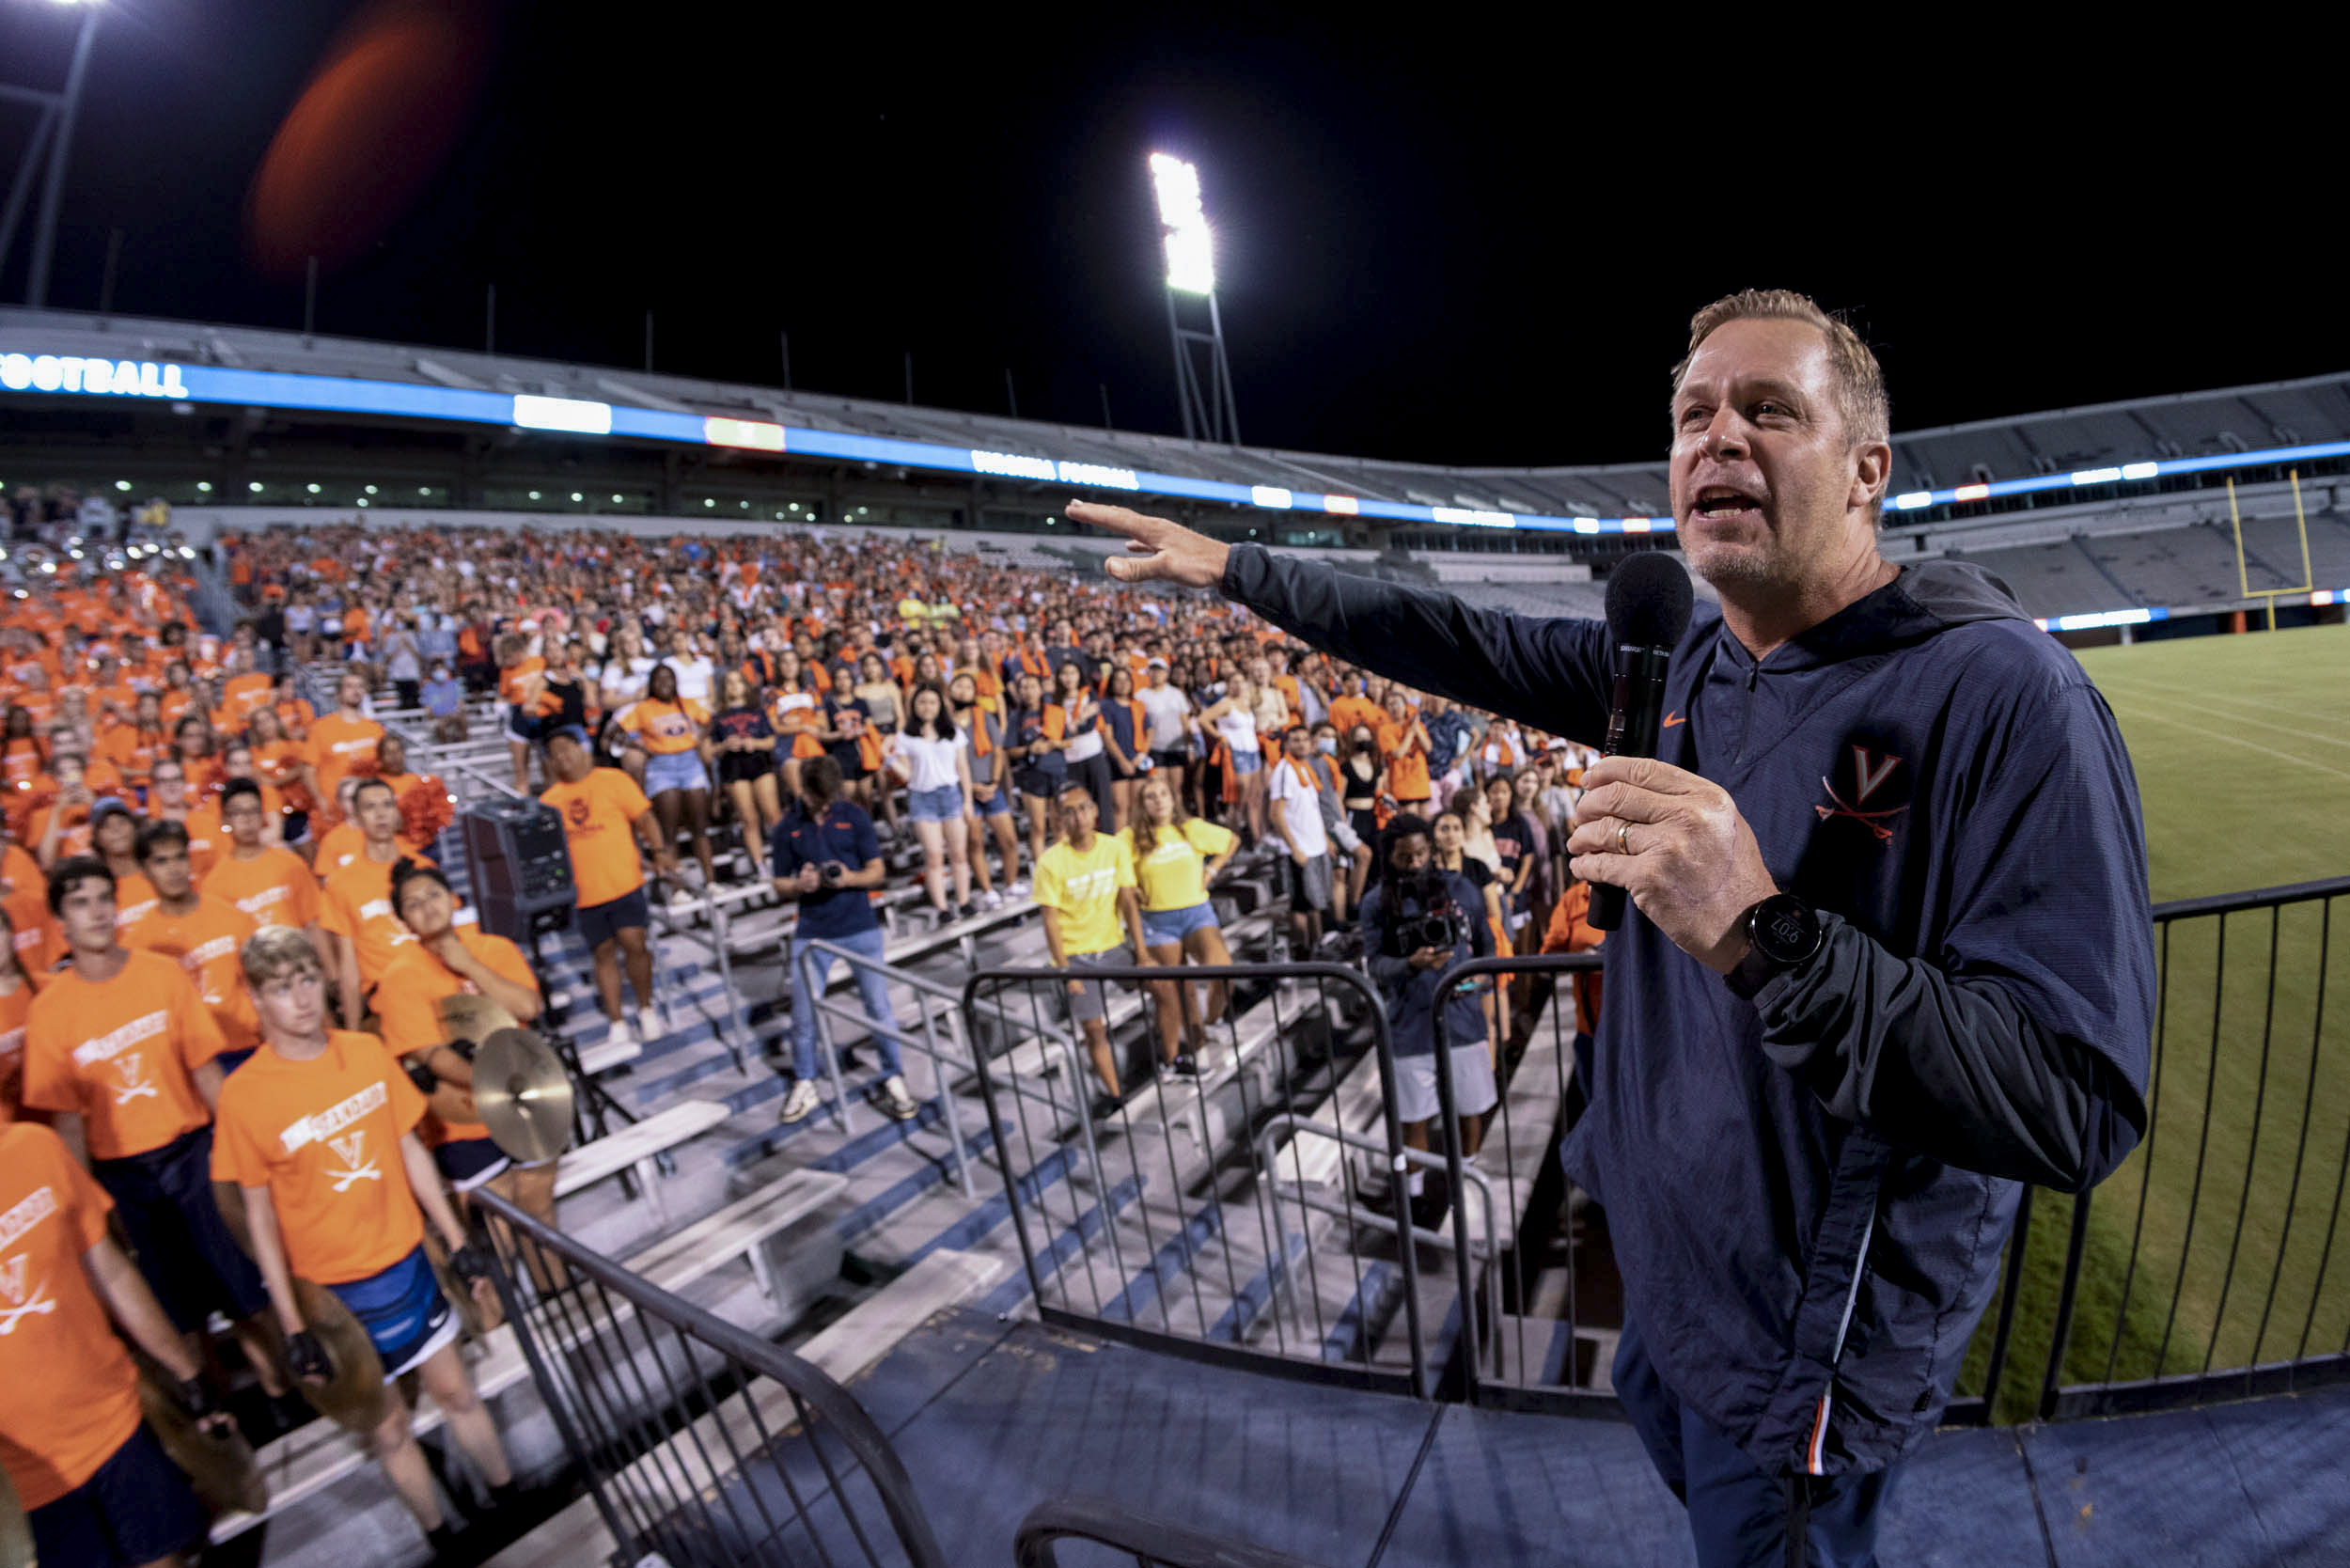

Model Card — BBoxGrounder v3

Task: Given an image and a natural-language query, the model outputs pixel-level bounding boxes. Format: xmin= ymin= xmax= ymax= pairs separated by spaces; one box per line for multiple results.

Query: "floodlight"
xmin=1150 ymin=153 xmax=1214 ymax=295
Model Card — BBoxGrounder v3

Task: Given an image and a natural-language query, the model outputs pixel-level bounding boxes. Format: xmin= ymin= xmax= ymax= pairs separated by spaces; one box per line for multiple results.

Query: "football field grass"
xmin=1959 ymin=621 xmax=2350 ymax=1419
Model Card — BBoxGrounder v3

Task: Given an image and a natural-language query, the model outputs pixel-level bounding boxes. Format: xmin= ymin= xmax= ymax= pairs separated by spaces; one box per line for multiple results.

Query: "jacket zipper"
xmin=1806 ymin=1206 xmax=1877 ymax=1476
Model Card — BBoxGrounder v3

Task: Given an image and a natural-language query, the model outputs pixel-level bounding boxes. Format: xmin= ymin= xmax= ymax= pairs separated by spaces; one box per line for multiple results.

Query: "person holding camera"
xmin=772 ymin=754 xmax=919 ymax=1125
xmin=212 ymin=926 xmax=516 ymax=1558
xmin=1357 ymin=813 xmax=1498 ymax=1226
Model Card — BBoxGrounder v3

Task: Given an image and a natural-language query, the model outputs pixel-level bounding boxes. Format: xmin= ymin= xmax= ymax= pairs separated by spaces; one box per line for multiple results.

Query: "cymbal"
xmin=437 ymin=992 xmax=519 ymax=1052
xmin=138 ymin=1374 xmax=268 ymax=1517
xmin=290 ymin=1278 xmax=388 ymax=1433
xmin=472 ymin=1027 xmax=573 ymax=1166
xmin=0 ymin=1460 xmax=30 ymax=1568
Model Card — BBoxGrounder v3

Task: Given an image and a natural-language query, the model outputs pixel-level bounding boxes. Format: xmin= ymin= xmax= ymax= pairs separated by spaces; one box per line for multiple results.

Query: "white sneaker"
xmin=603 ymin=1016 xmax=634 ymax=1049
xmin=635 ymin=1009 xmax=662 ymax=1043
xmin=669 ymin=886 xmax=701 ymax=910
xmin=1006 ymin=880 xmax=1029 ymax=899
xmin=880 ymin=1074 xmax=920 ymax=1121
xmin=777 ymin=1079 xmax=822 ymax=1123
xmin=979 ymin=889 xmax=1004 ymax=910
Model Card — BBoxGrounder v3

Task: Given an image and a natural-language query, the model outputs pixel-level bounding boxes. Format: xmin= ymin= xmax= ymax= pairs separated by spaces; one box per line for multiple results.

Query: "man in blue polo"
xmin=1072 ymin=290 xmax=2155 ymax=1567
xmin=771 ymin=755 xmax=918 ymax=1125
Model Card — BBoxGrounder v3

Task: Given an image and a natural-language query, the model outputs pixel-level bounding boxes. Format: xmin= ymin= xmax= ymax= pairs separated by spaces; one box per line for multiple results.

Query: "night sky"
xmin=0 ymin=3 xmax=2330 ymax=468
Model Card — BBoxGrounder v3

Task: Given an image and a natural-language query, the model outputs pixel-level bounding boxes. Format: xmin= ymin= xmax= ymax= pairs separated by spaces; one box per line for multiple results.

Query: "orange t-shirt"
xmin=498 ymin=657 xmax=546 ymax=707
xmin=0 ymin=975 xmax=35 ymax=1121
xmin=3 ymin=886 xmax=62 ymax=983
xmin=96 ymin=723 xmax=168 ymax=789
xmin=220 ymin=672 xmax=272 ymax=725
xmin=272 ymin=697 xmax=315 ymax=739
xmin=1329 ymin=696 xmax=1383 ymax=738
xmin=21 ymin=951 xmax=226 ymax=1160
xmin=203 ymin=845 xmax=321 ymax=931
xmin=102 ymin=869 xmax=159 ymax=935
xmin=211 ymin=1030 xmax=427 ymax=1285
xmin=619 ymin=697 xmax=708 ymax=756
xmin=0 ymin=1122 xmax=145 ymax=1508
xmin=126 ymin=896 xmax=261 ymax=1058
xmin=540 ymin=767 xmax=653 ymax=909
xmin=1378 ymin=723 xmax=1432 ymax=803
xmin=373 ymin=928 xmax=537 ymax=1142
xmin=306 ymin=713 xmax=384 ymax=818
xmin=320 ymin=853 xmax=431 ymax=990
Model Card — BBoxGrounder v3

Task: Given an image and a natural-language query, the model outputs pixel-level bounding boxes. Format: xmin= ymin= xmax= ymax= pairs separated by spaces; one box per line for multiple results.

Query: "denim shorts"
xmin=909 ymin=783 xmax=963 ymax=823
xmin=973 ymin=785 xmax=1013 ymax=817
xmin=645 ymin=748 xmax=710 ymax=795
xmin=1141 ymin=900 xmax=1218 ymax=947
xmin=1229 ymin=749 xmax=1261 ymax=776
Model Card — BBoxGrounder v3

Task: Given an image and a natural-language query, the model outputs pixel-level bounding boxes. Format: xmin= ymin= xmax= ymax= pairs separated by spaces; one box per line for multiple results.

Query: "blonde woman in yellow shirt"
xmin=1119 ymin=772 xmax=1237 ymax=1078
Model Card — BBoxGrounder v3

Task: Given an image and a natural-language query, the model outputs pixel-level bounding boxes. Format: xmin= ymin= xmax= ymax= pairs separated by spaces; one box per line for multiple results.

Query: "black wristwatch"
xmin=1726 ymin=892 xmax=1825 ymax=1000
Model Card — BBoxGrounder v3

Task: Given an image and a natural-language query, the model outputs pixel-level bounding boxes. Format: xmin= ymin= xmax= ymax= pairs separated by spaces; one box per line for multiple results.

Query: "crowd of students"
xmin=0 ymin=515 xmax=1615 ymax=1564
xmin=0 ymin=552 xmax=550 ymax=1563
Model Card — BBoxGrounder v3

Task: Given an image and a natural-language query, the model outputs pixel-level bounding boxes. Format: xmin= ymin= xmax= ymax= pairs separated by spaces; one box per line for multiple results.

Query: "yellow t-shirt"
xmin=1119 ymin=820 xmax=1238 ymax=913
xmin=1032 ymin=834 xmax=1136 ymax=957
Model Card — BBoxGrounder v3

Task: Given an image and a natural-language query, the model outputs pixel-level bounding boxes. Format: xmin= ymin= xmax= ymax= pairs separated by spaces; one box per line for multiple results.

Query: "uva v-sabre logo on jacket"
xmin=1816 ymin=745 xmax=1908 ymax=843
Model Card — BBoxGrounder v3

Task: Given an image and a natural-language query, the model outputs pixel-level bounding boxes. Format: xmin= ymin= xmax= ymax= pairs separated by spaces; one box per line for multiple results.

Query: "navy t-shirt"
xmin=770 ymin=800 xmax=882 ymax=939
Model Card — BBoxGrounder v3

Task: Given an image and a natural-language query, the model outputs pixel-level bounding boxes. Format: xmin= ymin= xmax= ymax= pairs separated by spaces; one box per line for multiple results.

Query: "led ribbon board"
xmin=5 ymin=347 xmax=2346 ymax=537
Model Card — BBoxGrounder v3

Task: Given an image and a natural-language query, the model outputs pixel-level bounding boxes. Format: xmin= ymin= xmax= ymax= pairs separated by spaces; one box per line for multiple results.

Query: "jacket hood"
xmin=1690 ymin=558 xmax=2033 ymax=673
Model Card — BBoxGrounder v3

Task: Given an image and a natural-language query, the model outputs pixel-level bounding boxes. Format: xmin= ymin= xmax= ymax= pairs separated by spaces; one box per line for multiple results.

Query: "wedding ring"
xmin=1616 ymin=821 xmax=1632 ymax=855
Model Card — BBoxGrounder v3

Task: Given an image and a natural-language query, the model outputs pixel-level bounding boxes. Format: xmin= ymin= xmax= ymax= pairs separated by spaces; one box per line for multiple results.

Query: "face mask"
xmin=1316 ymin=737 xmax=1338 ymax=754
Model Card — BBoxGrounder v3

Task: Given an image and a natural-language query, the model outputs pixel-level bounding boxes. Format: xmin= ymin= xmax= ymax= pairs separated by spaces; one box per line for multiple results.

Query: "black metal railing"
xmin=1013 ymin=1497 xmax=1334 ymax=1568
xmin=473 ymin=1188 xmax=948 ymax=1568
xmin=962 ymin=961 xmax=1467 ymax=1395
xmin=1426 ymin=951 xmax=1612 ymax=1416
xmin=961 ymin=875 xmax=2350 ymax=1433
xmin=1997 ymin=874 xmax=2350 ymax=1420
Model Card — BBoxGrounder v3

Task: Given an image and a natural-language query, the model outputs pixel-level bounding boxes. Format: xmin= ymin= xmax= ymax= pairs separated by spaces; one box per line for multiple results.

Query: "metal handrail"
xmin=1015 ymin=1497 xmax=1334 ymax=1568
xmin=1429 ymin=950 xmax=1600 ymax=1405
xmin=803 ymin=936 xmax=1120 ymax=1208
xmin=1253 ymin=1112 xmax=1499 ymax=1262
xmin=472 ymin=1186 xmax=949 ymax=1568
xmin=2147 ymin=873 xmax=2350 ymax=922
xmin=963 ymin=961 xmax=1431 ymax=1391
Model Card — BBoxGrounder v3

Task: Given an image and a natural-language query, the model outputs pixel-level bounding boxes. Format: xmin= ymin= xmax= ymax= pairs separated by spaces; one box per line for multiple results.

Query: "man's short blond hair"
xmin=1672 ymin=290 xmax=1891 ymax=449
xmin=242 ymin=925 xmax=323 ymax=988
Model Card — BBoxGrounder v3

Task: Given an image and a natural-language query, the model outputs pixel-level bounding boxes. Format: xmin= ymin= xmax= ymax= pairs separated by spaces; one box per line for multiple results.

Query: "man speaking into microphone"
xmin=1072 ymin=289 xmax=2154 ymax=1567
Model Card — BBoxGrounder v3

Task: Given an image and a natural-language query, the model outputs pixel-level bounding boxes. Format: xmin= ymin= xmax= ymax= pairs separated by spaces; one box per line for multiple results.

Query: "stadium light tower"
xmin=0 ymin=0 xmax=103 ymax=309
xmin=1151 ymin=152 xmax=1241 ymax=447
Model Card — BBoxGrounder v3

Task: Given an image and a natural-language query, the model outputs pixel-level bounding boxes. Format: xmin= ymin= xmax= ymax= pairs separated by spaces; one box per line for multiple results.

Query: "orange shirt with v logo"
xmin=20 ymin=951 xmax=226 ymax=1160
xmin=210 ymin=1031 xmax=427 ymax=1285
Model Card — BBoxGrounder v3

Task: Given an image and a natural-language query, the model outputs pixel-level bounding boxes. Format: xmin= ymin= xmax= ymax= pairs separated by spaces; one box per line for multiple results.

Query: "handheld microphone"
xmin=1589 ymin=553 xmax=1694 ymax=932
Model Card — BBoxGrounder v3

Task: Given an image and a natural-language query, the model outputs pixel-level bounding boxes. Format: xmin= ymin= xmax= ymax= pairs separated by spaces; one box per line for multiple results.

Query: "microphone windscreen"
xmin=1605 ymin=552 xmax=1694 ymax=651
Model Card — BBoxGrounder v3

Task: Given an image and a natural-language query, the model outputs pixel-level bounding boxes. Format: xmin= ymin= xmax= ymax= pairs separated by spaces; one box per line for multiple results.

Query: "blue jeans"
xmin=791 ymin=926 xmax=901 ymax=1081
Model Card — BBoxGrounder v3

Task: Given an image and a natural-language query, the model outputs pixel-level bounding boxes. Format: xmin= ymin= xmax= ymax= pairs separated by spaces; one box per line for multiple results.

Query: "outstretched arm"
xmin=1068 ymin=502 xmax=1615 ymax=743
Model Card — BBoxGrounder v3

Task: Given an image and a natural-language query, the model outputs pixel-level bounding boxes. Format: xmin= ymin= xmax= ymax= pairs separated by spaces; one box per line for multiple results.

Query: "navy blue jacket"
xmin=1225 ymin=544 xmax=2154 ymax=1476
xmin=771 ymin=799 xmax=882 ymax=941
xmin=1358 ymin=870 xmax=1494 ymax=1058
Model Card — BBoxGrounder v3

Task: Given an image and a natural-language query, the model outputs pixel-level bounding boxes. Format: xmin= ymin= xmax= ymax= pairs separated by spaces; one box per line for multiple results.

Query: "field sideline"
xmin=1959 ymin=621 xmax=2350 ymax=1419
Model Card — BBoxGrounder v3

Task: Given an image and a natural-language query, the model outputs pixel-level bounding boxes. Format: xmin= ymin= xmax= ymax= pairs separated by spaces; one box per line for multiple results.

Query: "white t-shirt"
xmin=662 ymin=655 xmax=714 ymax=704
xmin=890 ymin=731 xmax=962 ymax=793
xmin=1267 ymin=756 xmax=1329 ymax=859
xmin=1137 ymin=684 xmax=1192 ymax=750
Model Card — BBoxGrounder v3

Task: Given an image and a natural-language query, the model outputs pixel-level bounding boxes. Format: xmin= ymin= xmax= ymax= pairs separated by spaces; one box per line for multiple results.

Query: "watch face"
xmin=1755 ymin=896 xmax=1821 ymax=964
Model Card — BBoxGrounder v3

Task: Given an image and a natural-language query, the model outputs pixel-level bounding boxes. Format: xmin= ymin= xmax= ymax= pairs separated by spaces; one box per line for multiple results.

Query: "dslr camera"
xmin=1384 ymin=867 xmax=1468 ymax=957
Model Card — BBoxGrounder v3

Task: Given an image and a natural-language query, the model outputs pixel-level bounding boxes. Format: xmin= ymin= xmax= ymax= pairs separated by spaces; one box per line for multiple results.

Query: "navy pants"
xmin=1613 ymin=1318 xmax=1899 ymax=1568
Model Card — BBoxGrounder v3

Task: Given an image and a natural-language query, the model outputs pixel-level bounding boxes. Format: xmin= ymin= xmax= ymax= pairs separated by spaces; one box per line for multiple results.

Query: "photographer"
xmin=771 ymin=755 xmax=919 ymax=1125
xmin=1356 ymin=814 xmax=1497 ymax=1228
xmin=1071 ymin=289 xmax=2155 ymax=1565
